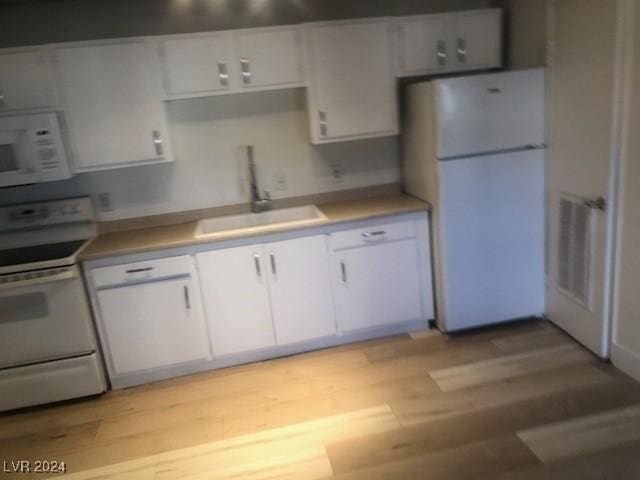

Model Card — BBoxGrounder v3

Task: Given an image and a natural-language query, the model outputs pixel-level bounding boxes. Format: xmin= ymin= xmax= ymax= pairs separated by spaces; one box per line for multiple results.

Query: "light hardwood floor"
xmin=2 ymin=320 xmax=640 ymax=479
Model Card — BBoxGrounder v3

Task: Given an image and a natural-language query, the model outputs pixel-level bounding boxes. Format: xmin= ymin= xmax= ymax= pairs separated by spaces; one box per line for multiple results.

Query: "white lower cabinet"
xmin=87 ymin=214 xmax=432 ymax=388
xmin=196 ymin=234 xmax=335 ymax=355
xmin=94 ymin=256 xmax=211 ymax=376
xmin=196 ymin=245 xmax=276 ymax=356
xmin=266 ymin=236 xmax=336 ymax=345
xmin=330 ymin=228 xmax=424 ymax=333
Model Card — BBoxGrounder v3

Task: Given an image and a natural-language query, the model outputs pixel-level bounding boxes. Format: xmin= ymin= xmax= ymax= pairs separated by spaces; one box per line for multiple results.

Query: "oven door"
xmin=0 ymin=265 xmax=97 ymax=369
xmin=0 ymin=129 xmax=39 ymax=187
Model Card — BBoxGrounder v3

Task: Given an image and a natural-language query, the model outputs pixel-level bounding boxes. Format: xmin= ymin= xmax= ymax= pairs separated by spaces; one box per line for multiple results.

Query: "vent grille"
xmin=558 ymin=197 xmax=592 ymax=306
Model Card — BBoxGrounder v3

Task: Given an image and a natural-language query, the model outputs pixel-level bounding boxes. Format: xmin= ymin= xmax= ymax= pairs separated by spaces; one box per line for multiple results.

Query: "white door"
xmin=306 ymin=19 xmax=398 ymax=143
xmin=159 ymin=33 xmax=234 ymax=95
xmin=196 ymin=246 xmax=276 ymax=356
xmin=450 ymin=9 xmax=502 ymax=70
xmin=434 ymin=69 xmax=546 ymax=159
xmin=395 ymin=15 xmax=450 ymax=76
xmin=97 ymin=277 xmax=211 ymax=375
xmin=266 ymin=235 xmax=336 ymax=345
xmin=234 ymin=27 xmax=304 ymax=90
xmin=438 ymin=150 xmax=545 ymax=331
xmin=54 ymin=41 xmax=171 ymax=171
xmin=0 ymin=50 xmax=52 ymax=111
xmin=547 ymin=0 xmax=621 ymax=357
xmin=333 ymin=240 xmax=423 ymax=333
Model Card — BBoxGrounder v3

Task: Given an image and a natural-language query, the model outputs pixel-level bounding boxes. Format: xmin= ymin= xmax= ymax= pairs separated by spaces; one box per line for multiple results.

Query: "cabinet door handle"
xmin=270 ymin=252 xmax=277 ymax=276
xmin=340 ymin=261 xmax=347 ymax=283
xmin=362 ymin=230 xmax=387 ymax=238
xmin=457 ymin=37 xmax=467 ymax=64
xmin=318 ymin=111 xmax=328 ymax=137
xmin=0 ymin=85 xmax=5 ymax=108
xmin=125 ymin=267 xmax=154 ymax=274
xmin=153 ymin=131 xmax=163 ymax=156
xmin=254 ymin=253 xmax=261 ymax=278
xmin=217 ymin=61 xmax=229 ymax=87
xmin=183 ymin=285 xmax=191 ymax=310
xmin=240 ymin=58 xmax=252 ymax=85
xmin=437 ymin=40 xmax=447 ymax=66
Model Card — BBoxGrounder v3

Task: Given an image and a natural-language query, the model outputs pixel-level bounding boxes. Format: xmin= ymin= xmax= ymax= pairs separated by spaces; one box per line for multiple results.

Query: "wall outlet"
xmin=273 ymin=171 xmax=287 ymax=191
xmin=97 ymin=192 xmax=113 ymax=212
xmin=331 ymin=162 xmax=344 ymax=184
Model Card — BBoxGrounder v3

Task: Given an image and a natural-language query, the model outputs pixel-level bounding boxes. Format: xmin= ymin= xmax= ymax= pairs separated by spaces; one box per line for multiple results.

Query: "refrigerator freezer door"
xmin=437 ymin=148 xmax=545 ymax=331
xmin=434 ymin=69 xmax=545 ymax=159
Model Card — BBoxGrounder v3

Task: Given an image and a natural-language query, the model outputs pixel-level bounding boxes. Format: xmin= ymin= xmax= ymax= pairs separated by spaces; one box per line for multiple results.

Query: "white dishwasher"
xmin=92 ymin=256 xmax=212 ymax=381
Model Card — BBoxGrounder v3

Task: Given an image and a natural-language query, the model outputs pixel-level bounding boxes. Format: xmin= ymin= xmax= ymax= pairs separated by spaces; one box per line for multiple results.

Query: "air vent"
xmin=558 ymin=197 xmax=592 ymax=306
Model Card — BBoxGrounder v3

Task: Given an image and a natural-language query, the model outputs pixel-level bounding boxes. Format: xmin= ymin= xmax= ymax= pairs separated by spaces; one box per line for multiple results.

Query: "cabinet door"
xmin=266 ymin=235 xmax=336 ymax=345
xmin=306 ymin=19 xmax=398 ymax=143
xmin=54 ymin=41 xmax=171 ymax=171
xmin=333 ymin=239 xmax=423 ymax=333
xmin=0 ymin=50 xmax=52 ymax=111
xmin=97 ymin=277 xmax=211 ymax=375
xmin=235 ymin=27 xmax=304 ymax=90
xmin=451 ymin=10 xmax=502 ymax=70
xmin=197 ymin=246 xmax=276 ymax=356
xmin=159 ymin=33 xmax=234 ymax=95
xmin=395 ymin=15 xmax=450 ymax=77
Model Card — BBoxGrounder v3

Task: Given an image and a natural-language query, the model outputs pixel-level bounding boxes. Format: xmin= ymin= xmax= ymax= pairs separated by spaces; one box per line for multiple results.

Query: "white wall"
xmin=613 ymin=1 xmax=640 ymax=381
xmin=494 ymin=0 xmax=547 ymax=69
xmin=0 ymin=89 xmax=400 ymax=221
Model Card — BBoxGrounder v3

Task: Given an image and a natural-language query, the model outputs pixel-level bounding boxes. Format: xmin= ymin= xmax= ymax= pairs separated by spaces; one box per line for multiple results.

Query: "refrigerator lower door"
xmin=437 ymin=148 xmax=545 ymax=331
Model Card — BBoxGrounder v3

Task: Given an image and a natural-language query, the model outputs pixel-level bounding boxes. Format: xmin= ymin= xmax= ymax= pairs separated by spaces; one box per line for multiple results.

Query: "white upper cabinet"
xmin=0 ymin=49 xmax=53 ymax=112
xmin=266 ymin=235 xmax=336 ymax=345
xmin=395 ymin=14 xmax=450 ymax=76
xmin=305 ymin=19 xmax=398 ymax=144
xmin=53 ymin=41 xmax=171 ymax=171
xmin=159 ymin=33 xmax=234 ymax=96
xmin=234 ymin=27 xmax=305 ymax=90
xmin=158 ymin=27 xmax=304 ymax=98
xmin=451 ymin=9 xmax=502 ymax=70
xmin=395 ymin=9 xmax=502 ymax=77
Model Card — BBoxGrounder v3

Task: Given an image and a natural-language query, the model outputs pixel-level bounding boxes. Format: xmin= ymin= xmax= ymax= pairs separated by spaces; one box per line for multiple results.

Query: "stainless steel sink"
xmin=194 ymin=205 xmax=327 ymax=238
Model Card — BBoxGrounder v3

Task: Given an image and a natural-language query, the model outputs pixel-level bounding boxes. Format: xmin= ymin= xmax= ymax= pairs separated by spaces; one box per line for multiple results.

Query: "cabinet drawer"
xmin=329 ymin=220 xmax=416 ymax=251
xmin=92 ymin=255 xmax=193 ymax=289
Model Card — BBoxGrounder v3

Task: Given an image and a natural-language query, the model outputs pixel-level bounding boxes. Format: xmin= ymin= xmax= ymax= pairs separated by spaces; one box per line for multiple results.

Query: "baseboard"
xmin=110 ymin=319 xmax=429 ymax=389
xmin=612 ymin=342 xmax=640 ymax=382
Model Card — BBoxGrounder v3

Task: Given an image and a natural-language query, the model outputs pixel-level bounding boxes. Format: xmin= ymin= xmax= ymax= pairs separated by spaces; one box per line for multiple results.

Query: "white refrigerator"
xmin=403 ymin=68 xmax=546 ymax=332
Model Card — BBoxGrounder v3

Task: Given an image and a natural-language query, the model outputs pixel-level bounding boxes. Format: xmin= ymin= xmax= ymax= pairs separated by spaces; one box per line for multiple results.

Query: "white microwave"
xmin=0 ymin=113 xmax=72 ymax=188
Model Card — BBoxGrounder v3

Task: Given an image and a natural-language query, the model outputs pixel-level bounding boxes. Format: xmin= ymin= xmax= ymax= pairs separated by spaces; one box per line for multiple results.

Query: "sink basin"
xmin=195 ymin=205 xmax=327 ymax=238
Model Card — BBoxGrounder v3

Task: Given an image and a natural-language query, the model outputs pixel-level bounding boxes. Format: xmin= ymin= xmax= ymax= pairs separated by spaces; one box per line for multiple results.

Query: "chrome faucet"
xmin=246 ymin=146 xmax=272 ymax=213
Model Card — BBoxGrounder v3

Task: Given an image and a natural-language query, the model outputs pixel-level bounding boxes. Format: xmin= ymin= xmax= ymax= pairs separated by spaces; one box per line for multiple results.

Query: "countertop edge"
xmin=79 ymin=196 xmax=431 ymax=262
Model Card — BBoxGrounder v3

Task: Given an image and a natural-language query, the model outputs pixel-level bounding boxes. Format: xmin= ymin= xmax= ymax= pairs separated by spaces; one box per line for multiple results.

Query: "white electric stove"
xmin=0 ymin=197 xmax=106 ymax=412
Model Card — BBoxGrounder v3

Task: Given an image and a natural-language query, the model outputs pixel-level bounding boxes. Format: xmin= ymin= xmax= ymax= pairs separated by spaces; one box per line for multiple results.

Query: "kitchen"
xmin=1 ymin=0 xmax=640 ymax=478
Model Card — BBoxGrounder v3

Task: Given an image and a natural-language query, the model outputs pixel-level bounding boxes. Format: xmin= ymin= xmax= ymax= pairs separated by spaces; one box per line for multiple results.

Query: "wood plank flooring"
xmin=2 ymin=319 xmax=640 ymax=479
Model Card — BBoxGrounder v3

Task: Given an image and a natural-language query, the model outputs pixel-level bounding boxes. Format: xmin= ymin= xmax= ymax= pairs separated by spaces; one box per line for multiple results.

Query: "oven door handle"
xmin=0 ymin=268 xmax=77 ymax=291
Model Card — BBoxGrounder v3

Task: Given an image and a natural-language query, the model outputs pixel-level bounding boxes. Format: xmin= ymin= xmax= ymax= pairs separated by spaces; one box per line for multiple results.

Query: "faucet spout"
xmin=246 ymin=146 xmax=272 ymax=214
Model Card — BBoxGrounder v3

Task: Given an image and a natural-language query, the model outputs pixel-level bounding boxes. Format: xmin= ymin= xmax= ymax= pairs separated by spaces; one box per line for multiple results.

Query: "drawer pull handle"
xmin=125 ymin=267 xmax=154 ymax=274
xmin=340 ymin=261 xmax=347 ymax=283
xmin=183 ymin=285 xmax=191 ymax=310
xmin=153 ymin=131 xmax=163 ymax=156
xmin=218 ymin=61 xmax=229 ymax=87
xmin=270 ymin=252 xmax=277 ymax=276
xmin=362 ymin=230 xmax=387 ymax=238
xmin=254 ymin=253 xmax=261 ymax=278
xmin=240 ymin=58 xmax=252 ymax=85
